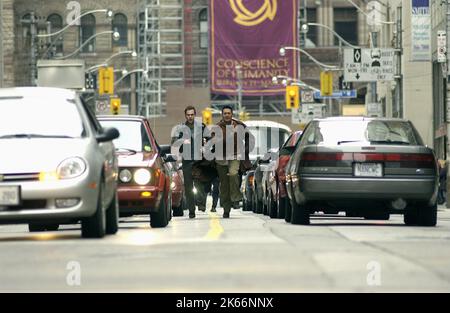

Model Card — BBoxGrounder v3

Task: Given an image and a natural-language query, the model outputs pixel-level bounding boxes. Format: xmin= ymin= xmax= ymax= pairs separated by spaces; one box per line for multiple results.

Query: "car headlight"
xmin=134 ymin=169 xmax=151 ymax=185
xmin=57 ymin=157 xmax=87 ymax=179
xmin=119 ymin=169 xmax=132 ymax=183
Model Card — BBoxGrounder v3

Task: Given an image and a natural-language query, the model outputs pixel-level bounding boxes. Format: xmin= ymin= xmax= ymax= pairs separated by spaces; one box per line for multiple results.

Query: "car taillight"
xmin=277 ymin=155 xmax=291 ymax=181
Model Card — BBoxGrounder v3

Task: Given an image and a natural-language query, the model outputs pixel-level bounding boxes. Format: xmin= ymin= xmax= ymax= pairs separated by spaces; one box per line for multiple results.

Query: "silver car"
xmin=0 ymin=87 xmax=120 ymax=238
xmin=286 ymin=117 xmax=438 ymax=226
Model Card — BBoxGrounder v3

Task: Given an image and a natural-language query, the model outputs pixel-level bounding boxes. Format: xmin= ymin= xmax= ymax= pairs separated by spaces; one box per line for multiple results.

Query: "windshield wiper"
xmin=116 ymin=148 xmax=138 ymax=154
xmin=370 ymin=140 xmax=411 ymax=145
xmin=0 ymin=134 xmax=73 ymax=139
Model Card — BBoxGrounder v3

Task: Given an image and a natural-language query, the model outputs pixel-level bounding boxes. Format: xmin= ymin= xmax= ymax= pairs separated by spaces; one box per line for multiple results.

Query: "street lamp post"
xmin=235 ymin=65 xmax=243 ymax=115
xmin=54 ymin=31 xmax=120 ymax=60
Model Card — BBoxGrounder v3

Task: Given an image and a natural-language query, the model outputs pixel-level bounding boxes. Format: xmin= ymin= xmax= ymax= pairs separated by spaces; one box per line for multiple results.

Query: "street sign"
xmin=344 ymin=48 xmax=395 ymax=82
xmin=301 ymin=90 xmax=314 ymax=103
xmin=437 ymin=31 xmax=447 ymax=63
xmin=366 ymin=102 xmax=383 ymax=117
xmin=313 ymin=90 xmax=357 ymax=99
xmin=292 ymin=103 xmax=325 ymax=124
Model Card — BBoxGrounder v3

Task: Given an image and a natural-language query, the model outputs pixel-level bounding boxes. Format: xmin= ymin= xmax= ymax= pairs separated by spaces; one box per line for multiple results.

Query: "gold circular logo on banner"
xmin=229 ymin=0 xmax=277 ymax=27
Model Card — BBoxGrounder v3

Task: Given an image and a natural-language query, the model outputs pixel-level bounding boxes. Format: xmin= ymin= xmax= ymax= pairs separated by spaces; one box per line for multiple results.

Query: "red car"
xmin=267 ymin=130 xmax=303 ymax=219
xmin=98 ymin=116 xmax=172 ymax=228
xmin=165 ymin=158 xmax=185 ymax=216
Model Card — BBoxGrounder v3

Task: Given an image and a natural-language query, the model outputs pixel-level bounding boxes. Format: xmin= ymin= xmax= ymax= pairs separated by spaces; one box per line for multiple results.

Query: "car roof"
xmin=245 ymin=120 xmax=292 ymax=132
xmin=0 ymin=87 xmax=76 ymax=100
xmin=315 ymin=116 xmax=410 ymax=123
xmin=97 ymin=115 xmax=147 ymax=122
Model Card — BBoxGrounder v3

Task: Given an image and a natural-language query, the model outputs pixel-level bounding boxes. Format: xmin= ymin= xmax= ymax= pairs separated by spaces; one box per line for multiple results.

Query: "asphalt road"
xmin=1 ymin=201 xmax=450 ymax=292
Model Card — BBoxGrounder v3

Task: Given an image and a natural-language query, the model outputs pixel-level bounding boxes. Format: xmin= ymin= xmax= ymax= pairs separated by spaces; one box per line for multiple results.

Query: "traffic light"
xmin=239 ymin=111 xmax=250 ymax=121
xmin=339 ymin=75 xmax=353 ymax=90
xmin=99 ymin=67 xmax=114 ymax=95
xmin=320 ymin=71 xmax=333 ymax=96
xmin=202 ymin=108 xmax=212 ymax=125
xmin=285 ymin=85 xmax=299 ymax=109
xmin=85 ymin=73 xmax=97 ymax=90
xmin=110 ymin=97 xmax=121 ymax=115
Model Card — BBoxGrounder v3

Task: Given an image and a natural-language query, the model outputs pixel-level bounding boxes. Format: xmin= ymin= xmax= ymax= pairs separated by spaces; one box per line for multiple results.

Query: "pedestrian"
xmin=438 ymin=159 xmax=447 ymax=205
xmin=214 ymin=106 xmax=253 ymax=218
xmin=171 ymin=106 xmax=208 ymax=219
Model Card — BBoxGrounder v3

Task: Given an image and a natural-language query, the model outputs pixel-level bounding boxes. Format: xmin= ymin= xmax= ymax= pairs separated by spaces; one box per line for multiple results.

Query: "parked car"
xmin=241 ymin=170 xmax=255 ymax=211
xmin=286 ymin=117 xmax=438 ymax=226
xmin=98 ymin=116 xmax=173 ymax=228
xmin=243 ymin=121 xmax=291 ymax=212
xmin=0 ymin=87 xmax=120 ymax=238
xmin=267 ymin=131 xmax=303 ymax=219
xmin=166 ymin=158 xmax=185 ymax=217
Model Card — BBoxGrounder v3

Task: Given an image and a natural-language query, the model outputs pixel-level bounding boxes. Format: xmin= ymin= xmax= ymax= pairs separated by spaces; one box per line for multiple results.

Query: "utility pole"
xmin=29 ymin=12 xmax=38 ymax=86
xmin=0 ymin=0 xmax=4 ymax=88
xmin=394 ymin=5 xmax=402 ymax=118
xmin=236 ymin=65 xmax=243 ymax=115
xmin=446 ymin=0 xmax=450 ymax=207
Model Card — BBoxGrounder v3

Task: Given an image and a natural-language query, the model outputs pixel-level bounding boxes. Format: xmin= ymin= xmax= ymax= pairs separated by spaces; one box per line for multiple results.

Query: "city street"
xmin=1 ymin=200 xmax=450 ymax=293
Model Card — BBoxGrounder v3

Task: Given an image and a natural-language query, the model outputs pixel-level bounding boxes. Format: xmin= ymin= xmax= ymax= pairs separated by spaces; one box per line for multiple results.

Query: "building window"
xmin=300 ymin=8 xmax=317 ymax=47
xmin=80 ymin=14 xmax=96 ymax=53
xmin=334 ymin=8 xmax=358 ymax=46
xmin=199 ymin=9 xmax=208 ymax=49
xmin=113 ymin=13 xmax=128 ymax=47
xmin=47 ymin=14 xmax=63 ymax=55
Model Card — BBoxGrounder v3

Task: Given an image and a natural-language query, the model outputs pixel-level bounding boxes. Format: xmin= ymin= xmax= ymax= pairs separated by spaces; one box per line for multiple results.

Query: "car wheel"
xmin=291 ymin=201 xmax=310 ymax=225
xmin=268 ymin=191 xmax=278 ymax=219
xmin=285 ymin=199 xmax=292 ymax=223
xmin=404 ymin=207 xmax=419 ymax=226
xmin=277 ymin=196 xmax=286 ymax=219
xmin=417 ymin=203 xmax=437 ymax=227
xmin=81 ymin=182 xmax=106 ymax=239
xmin=173 ymin=198 xmax=184 ymax=217
xmin=105 ymin=192 xmax=119 ymax=235
xmin=364 ymin=212 xmax=390 ymax=220
xmin=28 ymin=223 xmax=59 ymax=232
xmin=150 ymin=192 xmax=169 ymax=228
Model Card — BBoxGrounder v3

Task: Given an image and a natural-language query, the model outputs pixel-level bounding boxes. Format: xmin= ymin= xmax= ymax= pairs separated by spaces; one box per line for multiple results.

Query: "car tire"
xmin=105 ymin=192 xmax=119 ymax=235
xmin=173 ymin=200 xmax=184 ymax=217
xmin=28 ymin=223 xmax=59 ymax=232
xmin=418 ymin=204 xmax=437 ymax=227
xmin=364 ymin=212 xmax=390 ymax=220
xmin=285 ymin=199 xmax=292 ymax=223
xmin=277 ymin=196 xmax=286 ymax=219
xmin=150 ymin=192 xmax=169 ymax=228
xmin=268 ymin=191 xmax=278 ymax=219
xmin=81 ymin=183 xmax=106 ymax=239
xmin=404 ymin=207 xmax=419 ymax=226
xmin=291 ymin=201 xmax=310 ymax=225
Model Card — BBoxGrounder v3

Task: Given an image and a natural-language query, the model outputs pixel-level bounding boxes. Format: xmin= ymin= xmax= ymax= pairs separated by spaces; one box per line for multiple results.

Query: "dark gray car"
xmin=286 ymin=117 xmax=438 ymax=226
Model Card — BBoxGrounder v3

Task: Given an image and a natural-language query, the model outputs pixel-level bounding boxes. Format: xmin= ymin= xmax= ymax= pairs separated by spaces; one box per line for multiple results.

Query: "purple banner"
xmin=210 ymin=0 xmax=299 ymax=96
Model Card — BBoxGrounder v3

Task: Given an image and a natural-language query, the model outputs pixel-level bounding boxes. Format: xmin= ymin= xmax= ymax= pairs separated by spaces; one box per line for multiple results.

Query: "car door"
xmin=81 ymin=99 xmax=117 ymax=203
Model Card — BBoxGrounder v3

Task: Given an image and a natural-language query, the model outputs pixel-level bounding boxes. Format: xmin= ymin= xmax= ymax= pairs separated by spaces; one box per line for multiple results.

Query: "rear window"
xmin=303 ymin=120 xmax=422 ymax=146
xmin=248 ymin=126 xmax=290 ymax=159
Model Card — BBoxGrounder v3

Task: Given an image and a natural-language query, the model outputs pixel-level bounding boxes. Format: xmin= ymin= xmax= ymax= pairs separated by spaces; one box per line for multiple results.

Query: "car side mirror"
xmin=163 ymin=154 xmax=177 ymax=163
xmin=97 ymin=127 xmax=120 ymax=143
xmin=159 ymin=144 xmax=171 ymax=157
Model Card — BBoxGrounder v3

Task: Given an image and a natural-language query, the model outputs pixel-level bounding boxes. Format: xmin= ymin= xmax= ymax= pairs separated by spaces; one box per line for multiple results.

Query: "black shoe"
xmin=233 ymin=202 xmax=240 ymax=210
xmin=189 ymin=213 xmax=196 ymax=219
xmin=211 ymin=208 xmax=217 ymax=213
xmin=223 ymin=212 xmax=230 ymax=218
xmin=198 ymin=207 xmax=206 ymax=212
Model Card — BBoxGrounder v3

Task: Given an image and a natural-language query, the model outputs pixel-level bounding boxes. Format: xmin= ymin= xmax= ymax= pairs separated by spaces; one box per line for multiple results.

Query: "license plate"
xmin=354 ymin=163 xmax=383 ymax=177
xmin=0 ymin=186 xmax=21 ymax=206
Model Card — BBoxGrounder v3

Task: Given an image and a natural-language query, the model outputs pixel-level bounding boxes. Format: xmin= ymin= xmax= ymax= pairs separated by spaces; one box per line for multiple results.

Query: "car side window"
xmin=300 ymin=122 xmax=316 ymax=146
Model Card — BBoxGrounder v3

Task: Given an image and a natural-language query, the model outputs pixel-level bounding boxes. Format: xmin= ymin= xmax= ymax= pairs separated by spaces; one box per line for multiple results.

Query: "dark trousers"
xmin=183 ymin=161 xmax=207 ymax=213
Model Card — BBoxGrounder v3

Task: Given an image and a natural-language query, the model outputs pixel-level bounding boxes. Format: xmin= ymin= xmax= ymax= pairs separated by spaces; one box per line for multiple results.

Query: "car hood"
xmin=0 ymin=138 xmax=90 ymax=174
xmin=117 ymin=151 xmax=158 ymax=168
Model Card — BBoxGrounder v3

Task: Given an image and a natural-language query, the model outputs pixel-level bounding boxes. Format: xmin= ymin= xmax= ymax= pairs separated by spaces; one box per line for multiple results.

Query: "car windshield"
xmin=0 ymin=97 xmax=84 ymax=138
xmin=304 ymin=120 xmax=421 ymax=146
xmin=99 ymin=120 xmax=152 ymax=152
xmin=248 ymin=126 xmax=290 ymax=160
